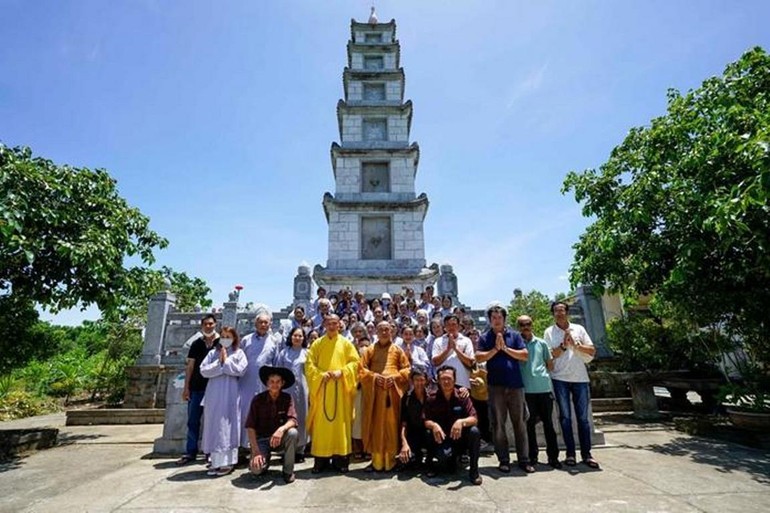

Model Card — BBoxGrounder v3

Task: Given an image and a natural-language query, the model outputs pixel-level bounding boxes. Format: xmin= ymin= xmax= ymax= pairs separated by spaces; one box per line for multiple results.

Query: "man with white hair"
xmin=238 ymin=312 xmax=279 ymax=449
xmin=312 ymin=298 xmax=332 ymax=335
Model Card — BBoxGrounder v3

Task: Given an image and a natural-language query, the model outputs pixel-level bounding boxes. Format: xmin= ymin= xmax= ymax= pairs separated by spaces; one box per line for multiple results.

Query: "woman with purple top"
xmin=199 ymin=326 xmax=248 ymax=476
xmin=275 ymin=327 xmax=310 ymax=462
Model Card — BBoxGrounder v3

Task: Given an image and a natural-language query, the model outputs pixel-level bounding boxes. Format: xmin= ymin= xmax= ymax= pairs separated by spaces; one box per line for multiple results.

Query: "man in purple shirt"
xmin=245 ymin=366 xmax=299 ymax=483
xmin=423 ymin=365 xmax=482 ymax=485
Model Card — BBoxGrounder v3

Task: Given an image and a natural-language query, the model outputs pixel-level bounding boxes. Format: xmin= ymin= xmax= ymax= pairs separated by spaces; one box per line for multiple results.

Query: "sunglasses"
xmin=517 ymin=322 xmax=532 ymax=328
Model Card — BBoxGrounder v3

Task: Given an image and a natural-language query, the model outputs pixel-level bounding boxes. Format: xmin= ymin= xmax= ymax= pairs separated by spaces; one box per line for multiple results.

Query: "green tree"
xmin=562 ymin=47 xmax=770 ymax=365
xmin=0 ymin=144 xmax=168 ymax=313
xmin=508 ymin=290 xmax=557 ymax=336
xmin=102 ymin=265 xmax=212 ymax=325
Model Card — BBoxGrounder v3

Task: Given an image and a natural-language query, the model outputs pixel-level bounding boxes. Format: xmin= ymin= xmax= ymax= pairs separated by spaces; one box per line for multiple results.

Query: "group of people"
xmin=178 ymin=285 xmax=600 ymax=486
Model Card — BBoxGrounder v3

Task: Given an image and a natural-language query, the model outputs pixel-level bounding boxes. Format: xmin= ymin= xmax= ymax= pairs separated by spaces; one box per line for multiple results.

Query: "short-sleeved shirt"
xmin=244 ymin=391 xmax=297 ymax=439
xmin=519 ymin=337 xmax=553 ymax=394
xmin=187 ymin=336 xmax=218 ymax=392
xmin=543 ymin=323 xmax=593 ymax=383
xmin=431 ymin=334 xmax=475 ymax=387
xmin=478 ymin=328 xmax=526 ymax=389
xmin=423 ymin=388 xmax=477 ymax=433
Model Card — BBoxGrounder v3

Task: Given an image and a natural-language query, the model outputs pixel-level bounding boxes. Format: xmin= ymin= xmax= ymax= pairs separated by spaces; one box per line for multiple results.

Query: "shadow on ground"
xmin=57 ymin=432 xmax=104 ymax=446
xmin=636 ymin=435 xmax=770 ymax=485
xmin=0 ymin=455 xmax=25 ymax=473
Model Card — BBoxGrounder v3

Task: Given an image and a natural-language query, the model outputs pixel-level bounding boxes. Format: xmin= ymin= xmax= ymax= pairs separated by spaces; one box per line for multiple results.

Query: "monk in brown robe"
xmin=359 ymin=321 xmax=411 ymax=471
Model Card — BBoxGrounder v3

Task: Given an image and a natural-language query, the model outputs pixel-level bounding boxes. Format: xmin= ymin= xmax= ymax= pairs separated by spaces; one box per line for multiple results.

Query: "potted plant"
xmin=605 ymin=314 xmax=722 ymax=419
xmin=718 ymin=347 xmax=770 ymax=430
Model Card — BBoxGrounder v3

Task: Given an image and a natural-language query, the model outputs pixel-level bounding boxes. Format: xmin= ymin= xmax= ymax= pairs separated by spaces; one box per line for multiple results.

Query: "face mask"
xmin=220 ymin=338 xmax=233 ymax=349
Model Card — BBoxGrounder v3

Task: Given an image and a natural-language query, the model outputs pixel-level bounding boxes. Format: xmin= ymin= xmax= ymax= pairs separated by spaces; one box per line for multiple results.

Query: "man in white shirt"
xmin=431 ymin=314 xmax=475 ymax=388
xmin=543 ymin=301 xmax=599 ymax=469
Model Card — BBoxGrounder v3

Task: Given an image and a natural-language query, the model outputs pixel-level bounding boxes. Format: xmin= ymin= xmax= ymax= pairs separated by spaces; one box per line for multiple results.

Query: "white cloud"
xmin=506 ymin=62 xmax=548 ymax=110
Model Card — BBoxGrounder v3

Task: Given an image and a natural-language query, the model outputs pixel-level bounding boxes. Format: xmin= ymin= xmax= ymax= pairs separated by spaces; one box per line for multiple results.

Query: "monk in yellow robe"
xmin=305 ymin=314 xmax=360 ymax=473
xmin=359 ymin=321 xmax=411 ymax=471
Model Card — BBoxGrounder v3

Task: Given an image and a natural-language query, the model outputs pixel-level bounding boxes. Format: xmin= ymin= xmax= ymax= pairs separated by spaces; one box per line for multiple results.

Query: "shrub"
xmin=0 ymin=390 xmax=59 ymax=421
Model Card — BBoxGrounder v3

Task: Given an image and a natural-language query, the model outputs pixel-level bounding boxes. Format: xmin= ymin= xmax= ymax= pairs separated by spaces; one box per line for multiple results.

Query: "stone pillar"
xmin=138 ymin=290 xmax=176 ymax=365
xmin=293 ymin=263 xmax=313 ymax=311
xmin=222 ymin=294 xmax=238 ymax=328
xmin=152 ymin=367 xmax=187 ymax=455
xmin=575 ymin=285 xmax=612 ymax=358
xmin=437 ymin=263 xmax=458 ymax=302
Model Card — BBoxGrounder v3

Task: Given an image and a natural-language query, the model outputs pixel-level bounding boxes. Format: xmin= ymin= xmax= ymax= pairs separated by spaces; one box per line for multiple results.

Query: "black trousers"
xmin=427 ymin=426 xmax=481 ymax=476
xmin=471 ymin=398 xmax=492 ymax=443
xmin=404 ymin=428 xmax=430 ymax=465
xmin=525 ymin=392 xmax=559 ymax=463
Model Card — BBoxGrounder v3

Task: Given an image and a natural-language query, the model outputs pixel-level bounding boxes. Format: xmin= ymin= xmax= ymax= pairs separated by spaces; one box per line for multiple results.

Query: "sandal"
xmin=583 ymin=458 xmax=600 ymax=469
xmin=214 ymin=466 xmax=233 ymax=476
xmin=565 ymin=456 xmax=577 ymax=466
xmin=498 ymin=463 xmax=511 ymax=473
xmin=175 ymin=455 xmax=194 ymax=466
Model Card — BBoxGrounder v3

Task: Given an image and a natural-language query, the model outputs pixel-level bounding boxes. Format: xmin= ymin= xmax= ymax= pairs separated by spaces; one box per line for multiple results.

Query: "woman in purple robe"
xmin=200 ymin=326 xmax=248 ymax=476
xmin=275 ymin=327 xmax=309 ymax=462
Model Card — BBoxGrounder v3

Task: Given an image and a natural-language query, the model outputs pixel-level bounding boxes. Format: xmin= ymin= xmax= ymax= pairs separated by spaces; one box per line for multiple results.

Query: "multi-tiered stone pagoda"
xmin=311 ymin=10 xmax=441 ymax=297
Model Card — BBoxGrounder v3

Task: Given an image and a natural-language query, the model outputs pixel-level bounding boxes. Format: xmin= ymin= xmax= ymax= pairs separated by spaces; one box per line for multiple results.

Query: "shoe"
xmin=206 ymin=468 xmax=218 ymax=476
xmin=214 ymin=466 xmax=233 ymax=476
xmin=312 ymin=458 xmax=328 ymax=474
xmin=425 ymin=468 xmax=437 ymax=478
xmin=565 ymin=456 xmax=577 ymax=466
xmin=469 ymin=472 xmax=483 ymax=485
xmin=175 ymin=455 xmax=194 ymax=466
xmin=548 ymin=459 xmax=563 ymax=469
xmin=332 ymin=456 xmax=349 ymax=474
xmin=583 ymin=458 xmax=600 ymax=469
xmin=282 ymin=472 xmax=296 ymax=483
xmin=498 ymin=463 xmax=511 ymax=473
xmin=519 ymin=463 xmax=536 ymax=473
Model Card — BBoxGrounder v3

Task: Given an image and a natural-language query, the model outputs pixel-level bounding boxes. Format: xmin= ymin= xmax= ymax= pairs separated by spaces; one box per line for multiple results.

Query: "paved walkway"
xmin=1 ymin=413 xmax=768 ymax=513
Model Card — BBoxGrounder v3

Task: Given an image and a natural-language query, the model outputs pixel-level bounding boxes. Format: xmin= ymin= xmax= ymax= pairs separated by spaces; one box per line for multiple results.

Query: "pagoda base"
xmin=313 ymin=262 xmax=439 ymax=297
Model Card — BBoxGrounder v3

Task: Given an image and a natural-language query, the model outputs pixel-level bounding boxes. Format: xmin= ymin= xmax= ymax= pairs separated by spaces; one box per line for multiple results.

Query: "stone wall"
xmin=123 ymin=365 xmax=167 ymax=409
xmin=334 ymin=156 xmax=416 ymax=195
xmin=340 ymin=113 xmax=410 ymax=144
xmin=347 ymin=80 xmax=401 ymax=102
xmin=350 ymin=51 xmax=397 ymax=71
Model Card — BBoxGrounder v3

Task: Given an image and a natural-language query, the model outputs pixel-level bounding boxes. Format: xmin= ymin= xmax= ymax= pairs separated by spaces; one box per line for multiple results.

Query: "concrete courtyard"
xmin=1 ymin=413 xmax=768 ymax=513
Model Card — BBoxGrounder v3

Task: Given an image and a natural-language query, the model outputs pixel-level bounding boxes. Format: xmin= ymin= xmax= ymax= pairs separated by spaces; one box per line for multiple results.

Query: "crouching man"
xmin=245 ymin=366 xmax=299 ymax=483
xmin=423 ymin=365 xmax=482 ymax=485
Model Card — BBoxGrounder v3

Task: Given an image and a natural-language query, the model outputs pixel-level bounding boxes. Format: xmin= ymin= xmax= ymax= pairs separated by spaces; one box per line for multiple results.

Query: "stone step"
xmin=0 ymin=428 xmax=59 ymax=459
xmin=65 ymin=408 xmax=165 ymax=426
xmin=591 ymin=397 xmax=633 ymax=413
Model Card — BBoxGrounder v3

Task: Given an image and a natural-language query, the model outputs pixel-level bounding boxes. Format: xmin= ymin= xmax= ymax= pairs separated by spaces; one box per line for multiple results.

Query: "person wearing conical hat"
xmin=244 ymin=365 xmax=299 ymax=483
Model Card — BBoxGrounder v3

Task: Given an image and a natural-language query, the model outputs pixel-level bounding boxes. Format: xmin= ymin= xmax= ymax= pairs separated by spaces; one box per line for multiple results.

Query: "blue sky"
xmin=2 ymin=1 xmax=768 ymax=325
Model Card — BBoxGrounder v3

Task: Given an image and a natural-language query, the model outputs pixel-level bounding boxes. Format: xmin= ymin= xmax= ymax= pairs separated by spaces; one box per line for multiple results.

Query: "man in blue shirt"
xmin=476 ymin=302 xmax=533 ymax=473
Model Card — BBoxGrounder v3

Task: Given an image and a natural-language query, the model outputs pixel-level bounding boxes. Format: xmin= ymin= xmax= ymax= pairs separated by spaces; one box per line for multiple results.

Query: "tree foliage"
xmin=562 ymin=47 xmax=770 ymax=362
xmin=507 ymin=289 xmax=557 ymax=337
xmin=103 ymin=265 xmax=213 ymax=325
xmin=606 ymin=314 xmax=716 ymax=373
xmin=0 ymin=144 xmax=168 ymax=313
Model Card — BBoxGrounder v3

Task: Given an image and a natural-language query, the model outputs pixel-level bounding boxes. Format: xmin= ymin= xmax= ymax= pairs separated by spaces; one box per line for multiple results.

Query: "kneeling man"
xmin=423 ymin=365 xmax=482 ymax=485
xmin=245 ymin=366 xmax=299 ymax=483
